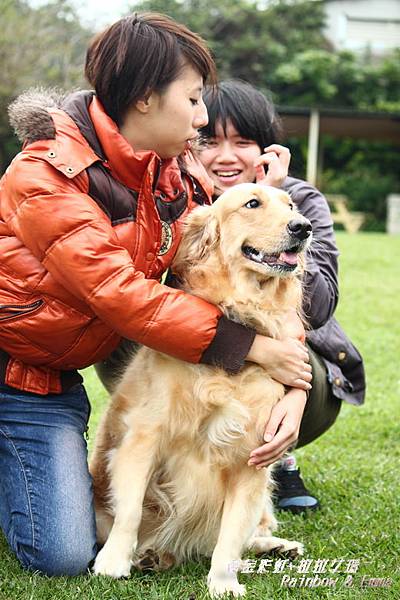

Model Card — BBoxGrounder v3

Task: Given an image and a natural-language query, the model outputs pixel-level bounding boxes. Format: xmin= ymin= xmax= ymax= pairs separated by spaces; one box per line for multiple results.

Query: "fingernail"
xmin=264 ymin=433 xmax=273 ymax=443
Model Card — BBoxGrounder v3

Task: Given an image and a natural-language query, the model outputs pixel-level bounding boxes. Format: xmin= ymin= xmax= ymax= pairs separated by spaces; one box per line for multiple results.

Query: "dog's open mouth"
xmin=242 ymin=244 xmax=300 ymax=271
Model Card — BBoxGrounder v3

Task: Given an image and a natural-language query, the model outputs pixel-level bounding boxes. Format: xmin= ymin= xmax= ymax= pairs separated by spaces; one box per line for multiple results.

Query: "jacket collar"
xmin=50 ymin=91 xmax=208 ymax=201
xmin=88 ymin=95 xmax=158 ymax=190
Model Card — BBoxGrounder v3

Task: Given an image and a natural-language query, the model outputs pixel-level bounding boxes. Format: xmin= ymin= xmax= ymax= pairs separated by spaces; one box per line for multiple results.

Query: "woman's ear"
xmin=135 ymin=90 xmax=154 ymax=114
xmin=172 ymin=206 xmax=220 ymax=274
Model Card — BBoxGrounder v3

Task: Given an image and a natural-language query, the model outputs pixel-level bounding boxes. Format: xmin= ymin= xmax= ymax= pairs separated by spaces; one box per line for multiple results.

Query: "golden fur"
xmin=90 ymin=183 xmax=311 ymax=597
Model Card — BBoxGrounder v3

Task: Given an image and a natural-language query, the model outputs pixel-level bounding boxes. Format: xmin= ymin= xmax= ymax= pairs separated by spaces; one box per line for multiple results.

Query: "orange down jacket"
xmin=0 ymin=91 xmax=255 ymax=395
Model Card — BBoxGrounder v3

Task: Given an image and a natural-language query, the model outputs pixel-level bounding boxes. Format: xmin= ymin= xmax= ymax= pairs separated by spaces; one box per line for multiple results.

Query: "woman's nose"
xmin=194 ymin=99 xmax=208 ymax=129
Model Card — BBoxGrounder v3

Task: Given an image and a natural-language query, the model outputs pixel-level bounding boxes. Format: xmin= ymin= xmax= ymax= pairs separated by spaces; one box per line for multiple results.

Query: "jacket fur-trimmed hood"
xmin=8 ymin=88 xmax=68 ymax=145
xmin=8 ymin=88 xmax=215 ymax=202
xmin=8 ymin=88 xmax=107 ymax=162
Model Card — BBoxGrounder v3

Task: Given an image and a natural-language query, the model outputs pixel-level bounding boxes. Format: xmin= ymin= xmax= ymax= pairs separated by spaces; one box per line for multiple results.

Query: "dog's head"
xmin=173 ymin=183 xmax=312 ymax=283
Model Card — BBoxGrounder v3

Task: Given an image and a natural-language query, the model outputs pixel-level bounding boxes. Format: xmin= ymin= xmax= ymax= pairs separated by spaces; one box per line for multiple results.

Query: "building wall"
xmin=324 ymin=0 xmax=400 ymax=54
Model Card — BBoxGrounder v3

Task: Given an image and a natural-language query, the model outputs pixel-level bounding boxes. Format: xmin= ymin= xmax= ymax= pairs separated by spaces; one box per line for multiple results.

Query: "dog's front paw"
xmin=270 ymin=539 xmax=304 ymax=559
xmin=249 ymin=535 xmax=304 ymax=559
xmin=207 ymin=573 xmax=246 ymax=598
xmin=93 ymin=545 xmax=132 ymax=578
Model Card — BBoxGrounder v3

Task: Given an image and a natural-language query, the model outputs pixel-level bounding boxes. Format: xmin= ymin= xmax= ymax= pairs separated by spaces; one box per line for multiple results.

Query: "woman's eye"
xmin=245 ymin=198 xmax=260 ymax=209
xmin=190 ymin=98 xmax=199 ymax=106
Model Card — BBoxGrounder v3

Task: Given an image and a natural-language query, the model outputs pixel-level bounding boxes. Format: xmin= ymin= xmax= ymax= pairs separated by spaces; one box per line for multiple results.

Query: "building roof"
xmin=278 ymin=106 xmax=400 ymax=144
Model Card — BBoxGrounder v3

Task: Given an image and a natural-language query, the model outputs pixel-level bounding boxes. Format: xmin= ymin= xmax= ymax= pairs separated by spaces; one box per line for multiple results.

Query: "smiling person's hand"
xmin=254 ymin=144 xmax=291 ymax=189
xmin=248 ymin=388 xmax=308 ymax=469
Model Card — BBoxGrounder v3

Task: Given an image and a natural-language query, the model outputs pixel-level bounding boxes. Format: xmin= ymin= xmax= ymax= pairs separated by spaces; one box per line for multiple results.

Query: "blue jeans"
xmin=0 ymin=383 xmax=97 ymax=576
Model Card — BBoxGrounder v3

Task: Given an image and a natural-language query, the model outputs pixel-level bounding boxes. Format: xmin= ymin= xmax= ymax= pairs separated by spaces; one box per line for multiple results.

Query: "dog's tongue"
xmin=279 ymin=251 xmax=298 ymax=265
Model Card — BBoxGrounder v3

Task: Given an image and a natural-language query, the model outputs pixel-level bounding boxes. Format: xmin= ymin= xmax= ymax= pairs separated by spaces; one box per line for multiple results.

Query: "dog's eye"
xmin=245 ymin=198 xmax=260 ymax=209
xmin=289 ymin=202 xmax=294 ymax=210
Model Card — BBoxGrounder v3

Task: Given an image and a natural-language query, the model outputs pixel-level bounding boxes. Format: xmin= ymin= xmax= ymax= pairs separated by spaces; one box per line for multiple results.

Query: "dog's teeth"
xmin=249 ymin=247 xmax=263 ymax=262
xmin=242 ymin=246 xmax=265 ymax=263
xmin=261 ymin=253 xmax=278 ymax=265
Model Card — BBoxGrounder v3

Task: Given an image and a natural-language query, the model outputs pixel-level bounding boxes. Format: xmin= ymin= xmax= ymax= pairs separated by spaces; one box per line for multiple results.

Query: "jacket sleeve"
xmin=3 ymin=157 xmax=255 ymax=371
xmin=287 ymin=179 xmax=339 ymax=329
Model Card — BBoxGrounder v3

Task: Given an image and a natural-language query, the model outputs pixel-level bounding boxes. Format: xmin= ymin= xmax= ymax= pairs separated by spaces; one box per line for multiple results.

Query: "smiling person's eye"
xmin=200 ymin=138 xmax=217 ymax=148
xmin=245 ymin=198 xmax=260 ymax=209
xmin=190 ymin=98 xmax=199 ymax=105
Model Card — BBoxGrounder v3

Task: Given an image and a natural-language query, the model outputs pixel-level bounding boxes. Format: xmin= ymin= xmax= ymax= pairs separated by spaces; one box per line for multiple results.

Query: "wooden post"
xmin=307 ymin=109 xmax=320 ymax=186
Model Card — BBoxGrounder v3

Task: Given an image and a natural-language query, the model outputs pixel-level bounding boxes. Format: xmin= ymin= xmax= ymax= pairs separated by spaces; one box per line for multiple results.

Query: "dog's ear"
xmin=172 ymin=206 xmax=220 ymax=274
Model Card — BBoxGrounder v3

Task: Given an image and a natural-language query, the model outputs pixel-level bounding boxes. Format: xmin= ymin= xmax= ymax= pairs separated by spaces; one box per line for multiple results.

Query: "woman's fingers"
xmin=294 ymin=378 xmax=312 ymax=391
xmin=301 ymin=367 xmax=312 ymax=381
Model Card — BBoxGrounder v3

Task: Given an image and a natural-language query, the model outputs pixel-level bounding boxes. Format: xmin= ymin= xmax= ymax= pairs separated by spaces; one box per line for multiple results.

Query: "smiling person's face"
xmin=198 ymin=120 xmax=261 ymax=197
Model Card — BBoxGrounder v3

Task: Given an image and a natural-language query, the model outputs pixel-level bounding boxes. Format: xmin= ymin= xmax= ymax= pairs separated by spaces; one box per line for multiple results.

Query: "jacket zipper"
xmin=0 ymin=299 xmax=44 ymax=321
xmin=152 ymin=158 xmax=161 ymax=193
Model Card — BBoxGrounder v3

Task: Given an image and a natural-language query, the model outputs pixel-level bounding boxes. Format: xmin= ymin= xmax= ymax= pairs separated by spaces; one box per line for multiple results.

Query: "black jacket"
xmin=283 ymin=176 xmax=365 ymax=406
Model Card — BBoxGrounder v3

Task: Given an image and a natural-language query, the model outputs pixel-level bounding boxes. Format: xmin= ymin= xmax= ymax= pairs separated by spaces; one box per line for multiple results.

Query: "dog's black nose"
xmin=287 ymin=219 xmax=312 ymax=240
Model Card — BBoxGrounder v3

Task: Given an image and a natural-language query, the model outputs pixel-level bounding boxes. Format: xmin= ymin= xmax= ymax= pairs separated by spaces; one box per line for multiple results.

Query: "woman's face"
xmin=123 ymin=64 xmax=209 ymax=159
xmin=198 ymin=120 xmax=261 ymax=197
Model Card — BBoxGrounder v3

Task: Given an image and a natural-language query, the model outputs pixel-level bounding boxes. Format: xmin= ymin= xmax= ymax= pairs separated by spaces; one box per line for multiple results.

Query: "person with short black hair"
xmin=197 ymin=79 xmax=366 ymax=513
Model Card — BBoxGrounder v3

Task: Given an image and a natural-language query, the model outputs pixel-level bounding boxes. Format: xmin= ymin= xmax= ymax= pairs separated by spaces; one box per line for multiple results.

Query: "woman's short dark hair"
xmin=201 ymin=79 xmax=283 ymax=150
xmin=85 ymin=12 xmax=216 ymax=126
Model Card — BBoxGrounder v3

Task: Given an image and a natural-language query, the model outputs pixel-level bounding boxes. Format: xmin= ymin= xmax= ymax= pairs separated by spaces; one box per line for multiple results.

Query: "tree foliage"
xmin=128 ymin=0 xmax=400 ymax=228
xmin=129 ymin=0 xmax=400 ymax=112
xmin=272 ymin=48 xmax=400 ymax=110
xmin=130 ymin=0 xmax=327 ymax=97
xmin=0 ymin=0 xmax=92 ymax=171
xmin=1 ymin=0 xmax=399 ymax=228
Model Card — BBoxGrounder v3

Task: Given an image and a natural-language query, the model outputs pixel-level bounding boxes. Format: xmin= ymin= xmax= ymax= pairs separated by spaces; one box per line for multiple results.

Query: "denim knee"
xmin=0 ymin=383 xmax=97 ymax=577
xmin=17 ymin=537 xmax=97 ymax=576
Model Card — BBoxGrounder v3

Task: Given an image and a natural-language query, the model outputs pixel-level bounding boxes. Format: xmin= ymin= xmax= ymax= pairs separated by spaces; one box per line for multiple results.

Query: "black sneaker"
xmin=273 ymin=465 xmax=320 ymax=514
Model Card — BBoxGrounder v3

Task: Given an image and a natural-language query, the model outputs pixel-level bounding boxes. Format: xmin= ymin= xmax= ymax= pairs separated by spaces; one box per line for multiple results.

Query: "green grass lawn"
xmin=1 ymin=232 xmax=399 ymax=599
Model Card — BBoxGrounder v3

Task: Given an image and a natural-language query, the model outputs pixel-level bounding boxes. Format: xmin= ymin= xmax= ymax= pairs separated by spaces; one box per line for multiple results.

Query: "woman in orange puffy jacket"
xmin=0 ymin=13 xmax=305 ymax=575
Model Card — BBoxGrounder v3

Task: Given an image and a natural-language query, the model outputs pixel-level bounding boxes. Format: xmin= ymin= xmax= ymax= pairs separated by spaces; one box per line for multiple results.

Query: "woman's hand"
xmin=246 ymin=335 xmax=312 ymax=391
xmin=254 ymin=144 xmax=291 ymax=189
xmin=248 ymin=388 xmax=307 ymax=469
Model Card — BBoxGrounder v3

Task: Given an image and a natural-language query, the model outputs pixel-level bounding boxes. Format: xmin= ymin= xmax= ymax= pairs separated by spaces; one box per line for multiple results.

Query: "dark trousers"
xmin=297 ymin=346 xmax=341 ymax=448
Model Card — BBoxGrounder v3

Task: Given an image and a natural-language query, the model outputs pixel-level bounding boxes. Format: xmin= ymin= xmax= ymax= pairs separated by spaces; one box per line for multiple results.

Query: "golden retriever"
xmin=90 ymin=183 xmax=312 ymax=597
